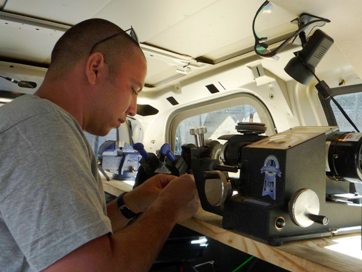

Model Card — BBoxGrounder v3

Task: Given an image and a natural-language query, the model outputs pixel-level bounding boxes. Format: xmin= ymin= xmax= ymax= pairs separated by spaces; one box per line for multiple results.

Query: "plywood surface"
xmin=181 ymin=209 xmax=362 ymax=272
xmin=103 ymin=180 xmax=362 ymax=272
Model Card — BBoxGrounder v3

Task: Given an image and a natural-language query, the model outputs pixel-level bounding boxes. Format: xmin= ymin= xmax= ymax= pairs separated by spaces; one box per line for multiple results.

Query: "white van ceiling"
xmin=0 ymin=0 xmax=362 ymax=95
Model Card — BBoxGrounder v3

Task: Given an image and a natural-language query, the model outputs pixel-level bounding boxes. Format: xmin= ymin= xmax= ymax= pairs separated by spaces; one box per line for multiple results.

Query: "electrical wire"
xmin=231 ymin=255 xmax=255 ymax=272
xmin=308 ymin=68 xmax=360 ymax=132
xmin=252 ymin=1 xmax=330 ymax=57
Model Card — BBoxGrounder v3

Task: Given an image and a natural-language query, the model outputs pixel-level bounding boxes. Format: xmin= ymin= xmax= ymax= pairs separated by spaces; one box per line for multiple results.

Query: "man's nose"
xmin=127 ymin=96 xmax=137 ymax=116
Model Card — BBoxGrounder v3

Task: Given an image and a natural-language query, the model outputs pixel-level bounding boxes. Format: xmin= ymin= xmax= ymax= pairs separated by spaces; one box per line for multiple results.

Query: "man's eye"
xmin=131 ymin=88 xmax=139 ymax=96
xmin=132 ymin=86 xmax=142 ymax=96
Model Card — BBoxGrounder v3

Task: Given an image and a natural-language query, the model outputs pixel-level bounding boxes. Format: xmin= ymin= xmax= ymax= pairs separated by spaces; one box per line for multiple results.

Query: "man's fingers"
xmin=157 ymin=174 xmax=177 ymax=188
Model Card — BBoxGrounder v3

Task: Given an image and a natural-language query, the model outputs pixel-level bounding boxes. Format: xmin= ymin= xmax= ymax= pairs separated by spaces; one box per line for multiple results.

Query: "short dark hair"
xmin=49 ymin=18 xmax=137 ymax=75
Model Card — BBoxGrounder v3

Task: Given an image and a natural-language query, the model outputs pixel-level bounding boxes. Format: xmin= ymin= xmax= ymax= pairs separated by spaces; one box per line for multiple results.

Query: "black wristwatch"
xmin=116 ymin=192 xmax=139 ymax=220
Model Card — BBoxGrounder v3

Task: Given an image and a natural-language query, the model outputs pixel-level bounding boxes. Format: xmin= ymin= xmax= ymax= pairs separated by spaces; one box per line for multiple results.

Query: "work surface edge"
xmin=102 ymin=179 xmax=362 ymax=272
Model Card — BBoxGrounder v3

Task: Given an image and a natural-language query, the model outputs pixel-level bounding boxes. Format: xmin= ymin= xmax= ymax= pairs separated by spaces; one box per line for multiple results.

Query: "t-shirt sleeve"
xmin=0 ymin=110 xmax=112 ymax=271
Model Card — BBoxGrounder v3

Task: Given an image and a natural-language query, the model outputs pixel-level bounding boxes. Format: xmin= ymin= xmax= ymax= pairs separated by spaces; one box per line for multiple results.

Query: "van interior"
xmin=1 ymin=1 xmax=361 ymax=271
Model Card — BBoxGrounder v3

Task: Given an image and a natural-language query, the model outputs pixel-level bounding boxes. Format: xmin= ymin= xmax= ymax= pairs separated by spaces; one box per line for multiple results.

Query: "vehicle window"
xmin=84 ymin=118 xmax=143 ymax=183
xmin=332 ymin=92 xmax=362 ymax=131
xmin=171 ymin=94 xmax=275 ymax=155
xmin=85 ymin=117 xmax=142 ymax=151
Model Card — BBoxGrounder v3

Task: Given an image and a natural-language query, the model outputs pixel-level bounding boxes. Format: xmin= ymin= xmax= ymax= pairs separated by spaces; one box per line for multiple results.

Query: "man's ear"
xmin=85 ymin=52 xmax=105 ymax=85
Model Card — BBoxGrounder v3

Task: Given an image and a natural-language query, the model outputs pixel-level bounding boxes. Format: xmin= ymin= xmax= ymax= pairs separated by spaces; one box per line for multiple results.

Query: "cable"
xmin=252 ymin=1 xmax=330 ymax=57
xmin=231 ymin=255 xmax=255 ymax=272
xmin=308 ymin=68 xmax=360 ymax=132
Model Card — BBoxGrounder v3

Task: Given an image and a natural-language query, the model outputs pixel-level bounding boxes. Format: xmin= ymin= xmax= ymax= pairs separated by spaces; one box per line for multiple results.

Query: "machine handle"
xmin=307 ymin=213 xmax=329 ymax=225
xmin=133 ymin=142 xmax=148 ymax=159
xmin=160 ymin=143 xmax=176 ymax=161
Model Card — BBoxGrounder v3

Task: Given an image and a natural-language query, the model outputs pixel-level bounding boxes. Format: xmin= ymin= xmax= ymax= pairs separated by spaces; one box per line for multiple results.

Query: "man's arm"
xmin=106 ymin=174 xmax=178 ymax=233
xmin=106 ymin=199 xmax=130 ymax=232
xmin=44 ymin=174 xmax=198 ymax=272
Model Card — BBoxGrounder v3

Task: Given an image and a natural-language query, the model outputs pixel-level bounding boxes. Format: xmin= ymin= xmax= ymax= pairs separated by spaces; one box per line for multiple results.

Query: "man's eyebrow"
xmin=133 ymin=78 xmax=144 ymax=91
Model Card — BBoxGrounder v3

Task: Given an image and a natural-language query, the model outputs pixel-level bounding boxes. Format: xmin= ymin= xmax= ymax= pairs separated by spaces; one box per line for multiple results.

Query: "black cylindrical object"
xmin=327 ymin=132 xmax=362 ymax=182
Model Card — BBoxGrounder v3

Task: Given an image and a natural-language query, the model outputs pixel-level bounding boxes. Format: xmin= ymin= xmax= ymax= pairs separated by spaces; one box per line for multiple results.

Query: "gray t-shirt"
xmin=0 ymin=95 xmax=112 ymax=271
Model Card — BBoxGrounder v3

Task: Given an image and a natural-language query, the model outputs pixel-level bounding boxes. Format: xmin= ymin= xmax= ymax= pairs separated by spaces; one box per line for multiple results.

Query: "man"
xmin=0 ymin=18 xmax=199 ymax=272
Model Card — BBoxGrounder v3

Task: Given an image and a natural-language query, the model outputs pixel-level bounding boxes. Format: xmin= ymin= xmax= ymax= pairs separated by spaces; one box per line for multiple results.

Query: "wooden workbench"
xmin=102 ymin=179 xmax=362 ymax=272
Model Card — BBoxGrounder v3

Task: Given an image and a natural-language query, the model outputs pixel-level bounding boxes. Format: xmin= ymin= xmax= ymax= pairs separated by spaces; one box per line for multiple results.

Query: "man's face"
xmin=88 ymin=48 xmax=147 ymax=136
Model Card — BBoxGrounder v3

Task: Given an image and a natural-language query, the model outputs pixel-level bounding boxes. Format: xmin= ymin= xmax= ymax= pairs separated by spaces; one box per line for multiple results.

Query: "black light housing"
xmin=284 ymin=29 xmax=334 ymax=84
xmin=0 ymin=75 xmax=37 ymax=88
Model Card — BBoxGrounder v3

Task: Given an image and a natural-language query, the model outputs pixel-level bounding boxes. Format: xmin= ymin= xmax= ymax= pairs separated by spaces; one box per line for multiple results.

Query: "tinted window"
xmin=332 ymin=92 xmax=362 ymax=131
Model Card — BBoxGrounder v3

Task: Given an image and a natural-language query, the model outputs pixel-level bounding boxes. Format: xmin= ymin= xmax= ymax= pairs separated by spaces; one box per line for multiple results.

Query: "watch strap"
xmin=116 ymin=192 xmax=139 ymax=219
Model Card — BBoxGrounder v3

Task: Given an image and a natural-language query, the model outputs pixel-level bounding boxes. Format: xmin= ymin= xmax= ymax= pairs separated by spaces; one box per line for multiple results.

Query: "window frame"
xmin=166 ymin=92 xmax=276 ymax=152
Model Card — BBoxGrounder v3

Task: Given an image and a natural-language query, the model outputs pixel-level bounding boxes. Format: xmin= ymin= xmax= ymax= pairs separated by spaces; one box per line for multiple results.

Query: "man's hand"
xmin=124 ymin=174 xmax=199 ymax=223
xmin=149 ymin=174 xmax=200 ymax=223
xmin=124 ymin=174 xmax=177 ymax=213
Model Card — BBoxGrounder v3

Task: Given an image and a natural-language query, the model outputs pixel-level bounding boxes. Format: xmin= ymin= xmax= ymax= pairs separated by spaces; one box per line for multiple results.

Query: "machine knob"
xmin=289 ymin=188 xmax=329 ymax=228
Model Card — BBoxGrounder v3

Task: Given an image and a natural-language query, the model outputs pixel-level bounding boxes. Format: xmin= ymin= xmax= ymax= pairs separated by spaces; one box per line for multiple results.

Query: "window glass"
xmin=84 ymin=118 xmax=143 ymax=184
xmin=85 ymin=117 xmax=142 ymax=155
xmin=173 ymin=94 xmax=275 ymax=155
xmin=332 ymin=93 xmax=362 ymax=131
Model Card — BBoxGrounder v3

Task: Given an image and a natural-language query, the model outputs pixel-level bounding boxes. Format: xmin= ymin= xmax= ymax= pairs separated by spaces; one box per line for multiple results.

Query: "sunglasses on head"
xmin=89 ymin=26 xmax=139 ymax=54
